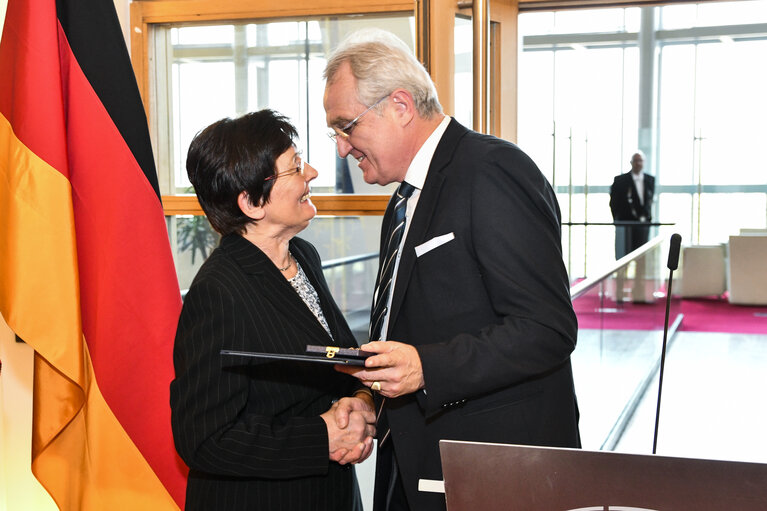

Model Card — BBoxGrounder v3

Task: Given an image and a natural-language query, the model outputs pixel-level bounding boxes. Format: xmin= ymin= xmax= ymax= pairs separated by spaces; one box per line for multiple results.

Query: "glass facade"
xmin=518 ymin=1 xmax=767 ymax=276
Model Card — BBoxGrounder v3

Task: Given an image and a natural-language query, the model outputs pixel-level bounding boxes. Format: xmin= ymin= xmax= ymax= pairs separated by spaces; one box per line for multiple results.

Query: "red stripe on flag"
xmin=0 ymin=0 xmax=68 ymax=176
xmin=55 ymin=24 xmax=187 ymax=506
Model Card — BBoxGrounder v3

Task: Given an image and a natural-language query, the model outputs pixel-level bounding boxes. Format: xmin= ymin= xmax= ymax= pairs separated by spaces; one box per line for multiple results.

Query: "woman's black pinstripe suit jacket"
xmin=171 ymin=234 xmax=363 ymax=510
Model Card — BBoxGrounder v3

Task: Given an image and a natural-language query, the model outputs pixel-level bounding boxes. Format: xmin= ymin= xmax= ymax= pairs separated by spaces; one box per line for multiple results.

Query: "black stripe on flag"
xmin=55 ymin=0 xmax=161 ymax=199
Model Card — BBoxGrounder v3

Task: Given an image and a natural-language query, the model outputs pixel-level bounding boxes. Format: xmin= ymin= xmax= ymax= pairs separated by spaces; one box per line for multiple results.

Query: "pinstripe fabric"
xmin=171 ymin=234 xmax=363 ymax=510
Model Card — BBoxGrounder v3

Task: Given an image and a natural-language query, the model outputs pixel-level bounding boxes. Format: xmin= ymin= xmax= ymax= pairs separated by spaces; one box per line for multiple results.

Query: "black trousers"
xmin=373 ymin=440 xmax=411 ymax=511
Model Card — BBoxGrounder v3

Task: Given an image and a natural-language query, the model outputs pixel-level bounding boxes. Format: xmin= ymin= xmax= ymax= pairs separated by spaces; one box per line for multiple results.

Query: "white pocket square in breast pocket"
xmin=415 ymin=232 xmax=455 ymax=257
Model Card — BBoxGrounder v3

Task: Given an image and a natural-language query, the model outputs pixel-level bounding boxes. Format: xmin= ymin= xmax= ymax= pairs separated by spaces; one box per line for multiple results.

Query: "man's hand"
xmin=320 ymin=397 xmax=376 ymax=465
xmin=335 ymin=341 xmax=425 ymax=398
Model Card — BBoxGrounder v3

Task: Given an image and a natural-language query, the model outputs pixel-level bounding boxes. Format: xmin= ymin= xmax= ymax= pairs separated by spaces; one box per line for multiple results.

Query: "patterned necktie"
xmin=369 ymin=181 xmax=415 ymax=341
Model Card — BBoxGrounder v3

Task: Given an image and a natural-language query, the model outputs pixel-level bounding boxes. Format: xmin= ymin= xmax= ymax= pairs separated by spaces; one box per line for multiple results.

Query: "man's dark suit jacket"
xmin=609 ymin=171 xmax=655 ymax=255
xmin=373 ymin=119 xmax=581 ymax=510
xmin=170 ymin=234 xmax=362 ymax=511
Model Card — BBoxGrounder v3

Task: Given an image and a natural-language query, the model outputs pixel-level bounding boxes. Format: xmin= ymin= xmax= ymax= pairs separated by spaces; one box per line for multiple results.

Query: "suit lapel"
xmin=222 ymin=235 xmax=333 ymax=347
xmin=643 ymin=174 xmax=652 ymax=208
xmin=386 ymin=119 xmax=466 ymax=336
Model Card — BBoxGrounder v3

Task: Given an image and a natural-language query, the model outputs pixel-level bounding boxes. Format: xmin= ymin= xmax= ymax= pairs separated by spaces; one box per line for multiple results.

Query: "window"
xmin=660 ymin=0 xmax=767 ymax=29
xmin=658 ymin=40 xmax=767 ymax=188
xmin=519 ymin=1 xmax=767 ymax=271
xmin=152 ymin=16 xmax=414 ymax=196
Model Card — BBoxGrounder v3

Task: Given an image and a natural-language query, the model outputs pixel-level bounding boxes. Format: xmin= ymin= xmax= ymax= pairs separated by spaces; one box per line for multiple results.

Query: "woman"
xmin=170 ymin=109 xmax=375 ymax=510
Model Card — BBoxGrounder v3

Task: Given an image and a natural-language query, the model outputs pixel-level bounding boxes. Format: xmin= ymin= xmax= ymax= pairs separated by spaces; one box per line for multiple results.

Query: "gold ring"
xmin=371 ymin=381 xmax=382 ymax=392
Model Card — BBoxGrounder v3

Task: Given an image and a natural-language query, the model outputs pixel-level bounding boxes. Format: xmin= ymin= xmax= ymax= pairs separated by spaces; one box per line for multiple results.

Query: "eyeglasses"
xmin=327 ymin=95 xmax=389 ymax=143
xmin=264 ymin=156 xmax=304 ymax=182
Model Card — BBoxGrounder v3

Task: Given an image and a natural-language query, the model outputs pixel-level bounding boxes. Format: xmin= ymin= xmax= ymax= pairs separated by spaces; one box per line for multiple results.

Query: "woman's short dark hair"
xmin=186 ymin=109 xmax=298 ymax=235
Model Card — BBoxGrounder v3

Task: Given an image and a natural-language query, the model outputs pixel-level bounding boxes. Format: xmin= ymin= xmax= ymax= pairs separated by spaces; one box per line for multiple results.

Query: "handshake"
xmin=320 ymin=394 xmax=377 ymax=465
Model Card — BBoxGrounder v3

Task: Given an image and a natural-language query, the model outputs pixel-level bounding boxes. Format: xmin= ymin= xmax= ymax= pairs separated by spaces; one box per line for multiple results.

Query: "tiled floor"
xmin=612 ymin=331 xmax=767 ymax=463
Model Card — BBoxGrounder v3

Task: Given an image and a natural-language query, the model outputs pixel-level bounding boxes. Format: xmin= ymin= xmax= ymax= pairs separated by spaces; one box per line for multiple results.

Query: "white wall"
xmin=0 ymin=320 xmax=57 ymax=511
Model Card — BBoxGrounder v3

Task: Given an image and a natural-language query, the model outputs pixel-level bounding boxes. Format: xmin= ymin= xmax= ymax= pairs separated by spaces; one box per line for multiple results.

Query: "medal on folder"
xmin=221 ymin=345 xmax=373 ymax=366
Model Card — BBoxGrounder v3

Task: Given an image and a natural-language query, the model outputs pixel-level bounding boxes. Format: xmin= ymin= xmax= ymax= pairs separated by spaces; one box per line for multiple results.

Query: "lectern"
xmin=439 ymin=440 xmax=767 ymax=510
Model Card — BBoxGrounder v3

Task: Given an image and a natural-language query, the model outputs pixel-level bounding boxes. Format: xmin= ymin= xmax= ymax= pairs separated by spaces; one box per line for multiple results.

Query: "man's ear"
xmin=237 ymin=191 xmax=265 ymax=221
xmin=389 ymin=89 xmax=416 ymax=126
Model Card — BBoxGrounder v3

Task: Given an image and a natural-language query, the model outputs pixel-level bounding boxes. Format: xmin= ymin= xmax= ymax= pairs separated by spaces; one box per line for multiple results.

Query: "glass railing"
xmin=562 ymin=221 xmax=675 ymax=283
xmin=174 ymin=215 xmax=384 ymax=345
xmin=570 ymin=230 xmax=682 ymax=450
xmin=321 ymin=251 xmax=378 ymax=345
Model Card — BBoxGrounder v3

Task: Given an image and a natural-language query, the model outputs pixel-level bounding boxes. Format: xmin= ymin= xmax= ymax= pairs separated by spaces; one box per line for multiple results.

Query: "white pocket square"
xmin=415 ymin=232 xmax=455 ymax=257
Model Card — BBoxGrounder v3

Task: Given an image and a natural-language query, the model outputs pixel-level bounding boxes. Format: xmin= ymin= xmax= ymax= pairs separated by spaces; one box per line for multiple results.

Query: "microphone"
xmin=653 ymin=233 xmax=682 ymax=454
xmin=667 ymin=233 xmax=681 ymax=271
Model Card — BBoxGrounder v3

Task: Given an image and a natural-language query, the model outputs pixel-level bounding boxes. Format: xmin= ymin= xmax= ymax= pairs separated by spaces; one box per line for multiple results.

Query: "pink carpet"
xmin=678 ymin=296 xmax=767 ymax=334
xmin=573 ymin=294 xmax=767 ymax=334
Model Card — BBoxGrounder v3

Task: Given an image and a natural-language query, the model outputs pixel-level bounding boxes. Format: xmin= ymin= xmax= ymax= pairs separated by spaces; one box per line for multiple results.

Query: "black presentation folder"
xmin=220 ymin=345 xmax=373 ymax=366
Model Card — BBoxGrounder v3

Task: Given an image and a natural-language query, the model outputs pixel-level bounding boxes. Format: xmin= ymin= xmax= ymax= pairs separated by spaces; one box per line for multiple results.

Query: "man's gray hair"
xmin=324 ymin=28 xmax=442 ymax=118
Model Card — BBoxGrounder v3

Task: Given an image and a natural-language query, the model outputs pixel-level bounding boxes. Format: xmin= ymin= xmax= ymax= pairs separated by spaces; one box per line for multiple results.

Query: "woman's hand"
xmin=320 ymin=397 xmax=376 ymax=465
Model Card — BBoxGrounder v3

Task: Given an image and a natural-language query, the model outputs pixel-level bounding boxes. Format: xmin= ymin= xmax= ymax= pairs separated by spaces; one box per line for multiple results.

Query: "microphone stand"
xmin=653 ymin=233 xmax=682 ymax=455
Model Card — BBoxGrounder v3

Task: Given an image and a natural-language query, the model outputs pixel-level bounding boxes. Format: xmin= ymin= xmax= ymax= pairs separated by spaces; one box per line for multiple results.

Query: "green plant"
xmin=177 ymin=216 xmax=219 ymax=265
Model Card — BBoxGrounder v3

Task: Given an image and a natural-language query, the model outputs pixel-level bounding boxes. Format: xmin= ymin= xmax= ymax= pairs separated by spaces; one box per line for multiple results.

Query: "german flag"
xmin=0 ymin=0 xmax=186 ymax=508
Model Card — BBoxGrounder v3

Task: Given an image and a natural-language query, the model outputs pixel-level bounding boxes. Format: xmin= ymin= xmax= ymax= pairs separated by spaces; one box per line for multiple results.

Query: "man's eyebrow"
xmin=328 ymin=116 xmax=351 ymax=128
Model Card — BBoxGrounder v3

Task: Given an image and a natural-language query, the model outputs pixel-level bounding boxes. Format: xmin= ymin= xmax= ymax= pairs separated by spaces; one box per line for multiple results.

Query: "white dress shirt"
xmin=376 ymin=115 xmax=451 ymax=340
xmin=632 ymin=170 xmax=645 ymax=205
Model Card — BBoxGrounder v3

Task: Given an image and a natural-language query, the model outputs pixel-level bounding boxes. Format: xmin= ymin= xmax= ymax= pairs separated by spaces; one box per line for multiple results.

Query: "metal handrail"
xmin=182 ymin=232 xmax=668 ymax=302
xmin=321 ymin=252 xmax=378 ymax=269
xmin=562 ymin=221 xmax=673 ymax=226
xmin=180 ymin=251 xmax=379 ymax=299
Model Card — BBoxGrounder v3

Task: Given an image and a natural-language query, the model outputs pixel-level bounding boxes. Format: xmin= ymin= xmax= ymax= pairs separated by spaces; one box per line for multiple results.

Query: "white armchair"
xmin=679 ymin=244 xmax=727 ymax=298
xmin=727 ymin=235 xmax=767 ymax=305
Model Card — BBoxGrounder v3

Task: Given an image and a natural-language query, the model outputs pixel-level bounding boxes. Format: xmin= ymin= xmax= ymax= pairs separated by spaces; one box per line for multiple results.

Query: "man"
xmin=324 ymin=29 xmax=580 ymax=511
xmin=609 ymin=151 xmax=655 ymax=258
xmin=609 ymin=151 xmax=655 ymax=303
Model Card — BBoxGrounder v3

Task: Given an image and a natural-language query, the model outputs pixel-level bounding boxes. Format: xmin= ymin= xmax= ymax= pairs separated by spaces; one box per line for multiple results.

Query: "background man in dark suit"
xmin=610 ymin=151 xmax=655 ymax=258
xmin=609 ymin=151 xmax=655 ymax=302
xmin=323 ymin=29 xmax=580 ymax=511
